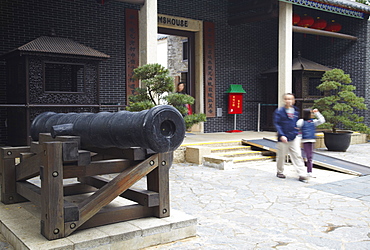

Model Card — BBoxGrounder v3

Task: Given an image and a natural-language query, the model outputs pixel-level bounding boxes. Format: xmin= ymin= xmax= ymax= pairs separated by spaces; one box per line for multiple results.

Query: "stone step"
xmin=215 ymin=149 xmax=274 ymax=158
xmin=202 ymin=154 xmax=275 ymax=170
xmin=210 ymin=145 xmax=251 ymax=153
xmin=184 ymin=140 xmax=276 ymax=169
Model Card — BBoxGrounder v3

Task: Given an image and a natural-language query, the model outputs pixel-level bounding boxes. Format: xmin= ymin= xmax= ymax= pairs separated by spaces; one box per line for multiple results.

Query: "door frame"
xmin=157 ymin=14 xmax=204 ymax=118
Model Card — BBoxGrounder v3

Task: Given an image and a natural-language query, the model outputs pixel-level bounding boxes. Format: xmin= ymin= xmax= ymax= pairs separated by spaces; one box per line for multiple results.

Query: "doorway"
xmin=158 ymin=27 xmax=196 ymax=99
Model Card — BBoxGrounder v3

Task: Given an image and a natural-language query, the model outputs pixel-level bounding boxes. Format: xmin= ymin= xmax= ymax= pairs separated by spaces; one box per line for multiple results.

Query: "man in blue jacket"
xmin=273 ymin=93 xmax=308 ymax=182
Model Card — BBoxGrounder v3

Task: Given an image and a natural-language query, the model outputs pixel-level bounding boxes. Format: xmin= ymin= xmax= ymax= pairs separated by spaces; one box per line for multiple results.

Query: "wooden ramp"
xmin=242 ymin=138 xmax=370 ymax=176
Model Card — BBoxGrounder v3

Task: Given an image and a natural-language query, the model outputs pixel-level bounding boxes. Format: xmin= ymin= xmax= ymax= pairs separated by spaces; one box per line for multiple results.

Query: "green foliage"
xmin=126 ymin=100 xmax=154 ymax=112
xmin=184 ymin=113 xmax=207 ymax=130
xmin=165 ymin=93 xmax=207 ymax=129
xmin=164 ymin=93 xmax=194 ymax=116
xmin=356 ymin=0 xmax=370 ymax=5
xmin=129 ymin=64 xmax=174 ymax=106
xmin=313 ymin=69 xmax=370 ymax=134
xmin=126 ymin=88 xmax=154 ymax=111
xmin=126 ymin=63 xmax=206 ymax=129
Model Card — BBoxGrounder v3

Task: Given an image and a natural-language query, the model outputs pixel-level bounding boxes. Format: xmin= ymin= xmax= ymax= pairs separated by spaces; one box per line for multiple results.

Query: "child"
xmin=297 ymin=109 xmax=325 ymax=177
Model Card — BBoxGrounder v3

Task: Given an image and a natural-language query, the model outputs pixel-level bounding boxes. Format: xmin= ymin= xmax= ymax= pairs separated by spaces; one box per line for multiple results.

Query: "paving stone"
xmin=2 ymin=137 xmax=370 ymax=249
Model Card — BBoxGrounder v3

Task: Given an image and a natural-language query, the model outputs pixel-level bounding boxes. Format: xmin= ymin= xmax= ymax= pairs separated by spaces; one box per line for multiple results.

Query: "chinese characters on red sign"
xmin=228 ymin=93 xmax=243 ymax=114
xmin=125 ymin=9 xmax=139 ymax=105
xmin=204 ymin=21 xmax=216 ymax=118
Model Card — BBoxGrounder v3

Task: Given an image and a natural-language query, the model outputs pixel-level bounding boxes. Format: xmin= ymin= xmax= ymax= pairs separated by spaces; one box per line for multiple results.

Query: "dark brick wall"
xmin=159 ymin=0 xmax=278 ymax=133
xmin=1 ymin=0 xmax=369 ymax=144
xmin=161 ymin=1 xmax=370 ymax=133
xmin=293 ymin=6 xmax=370 ymax=127
xmin=0 ymin=0 xmax=137 ymax=145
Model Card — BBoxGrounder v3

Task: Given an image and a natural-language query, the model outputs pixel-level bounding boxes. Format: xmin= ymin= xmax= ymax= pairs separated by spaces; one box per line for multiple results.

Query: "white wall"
xmin=157 ymin=35 xmax=168 ymax=68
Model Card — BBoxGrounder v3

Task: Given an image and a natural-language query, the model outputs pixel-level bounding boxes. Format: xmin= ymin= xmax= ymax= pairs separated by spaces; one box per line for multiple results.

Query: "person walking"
xmin=273 ymin=93 xmax=308 ymax=182
xmin=297 ymin=109 xmax=325 ymax=177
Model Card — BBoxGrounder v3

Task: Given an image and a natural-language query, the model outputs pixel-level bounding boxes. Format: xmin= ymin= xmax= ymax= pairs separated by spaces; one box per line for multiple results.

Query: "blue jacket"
xmin=301 ymin=120 xmax=316 ymax=139
xmin=273 ymin=106 xmax=299 ymax=142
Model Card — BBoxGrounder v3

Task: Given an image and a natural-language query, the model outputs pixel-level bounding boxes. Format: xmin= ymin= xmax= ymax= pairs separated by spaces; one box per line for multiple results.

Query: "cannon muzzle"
xmin=30 ymin=105 xmax=186 ymax=153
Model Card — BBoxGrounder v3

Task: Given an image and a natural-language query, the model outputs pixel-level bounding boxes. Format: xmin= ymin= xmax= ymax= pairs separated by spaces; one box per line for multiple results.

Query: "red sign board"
xmin=228 ymin=93 xmax=243 ymax=114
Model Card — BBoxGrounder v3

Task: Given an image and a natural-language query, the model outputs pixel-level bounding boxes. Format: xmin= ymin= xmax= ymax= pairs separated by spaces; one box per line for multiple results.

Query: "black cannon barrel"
xmin=30 ymin=105 xmax=186 ymax=153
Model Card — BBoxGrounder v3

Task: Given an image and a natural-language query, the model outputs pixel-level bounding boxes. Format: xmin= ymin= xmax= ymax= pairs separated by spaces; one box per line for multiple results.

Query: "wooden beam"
xmin=16 ymin=181 xmax=41 ymax=206
xmin=64 ymin=153 xmax=159 ymax=236
xmin=78 ymin=204 xmax=153 ymax=230
xmin=80 ymin=175 xmax=160 ymax=207
xmin=63 ymin=159 xmax=131 ymax=178
xmin=16 ymin=154 xmax=42 ymax=181
xmin=293 ymin=26 xmax=358 ymax=41
xmin=63 ymin=183 xmax=97 ymax=196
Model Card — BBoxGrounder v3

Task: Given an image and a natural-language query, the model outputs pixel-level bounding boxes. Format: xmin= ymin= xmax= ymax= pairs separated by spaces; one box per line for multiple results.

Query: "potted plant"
xmin=313 ymin=68 xmax=370 ymax=151
xmin=126 ymin=63 xmax=206 ymax=130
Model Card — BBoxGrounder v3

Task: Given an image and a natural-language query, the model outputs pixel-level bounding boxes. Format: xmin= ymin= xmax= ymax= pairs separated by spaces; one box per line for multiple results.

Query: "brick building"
xmin=1 ymin=0 xmax=370 ymax=145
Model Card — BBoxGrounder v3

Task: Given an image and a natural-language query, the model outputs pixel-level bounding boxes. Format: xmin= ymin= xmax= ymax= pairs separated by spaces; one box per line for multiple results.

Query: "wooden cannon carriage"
xmin=0 ymin=105 xmax=185 ymax=240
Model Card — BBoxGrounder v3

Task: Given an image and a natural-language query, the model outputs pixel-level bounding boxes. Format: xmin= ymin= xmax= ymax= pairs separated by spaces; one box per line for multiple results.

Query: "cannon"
xmin=1 ymin=105 xmax=184 ymax=240
xmin=30 ymin=105 xmax=185 ymax=153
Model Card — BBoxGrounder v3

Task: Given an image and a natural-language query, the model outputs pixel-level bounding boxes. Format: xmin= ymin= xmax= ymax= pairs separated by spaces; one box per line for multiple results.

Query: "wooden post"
xmin=40 ymin=142 xmax=65 ymax=240
xmin=0 ymin=147 xmax=30 ymax=204
xmin=147 ymin=152 xmax=172 ymax=218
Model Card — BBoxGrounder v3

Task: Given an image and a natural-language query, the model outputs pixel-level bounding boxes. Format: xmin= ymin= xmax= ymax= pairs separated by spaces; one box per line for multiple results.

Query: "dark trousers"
xmin=303 ymin=142 xmax=314 ymax=173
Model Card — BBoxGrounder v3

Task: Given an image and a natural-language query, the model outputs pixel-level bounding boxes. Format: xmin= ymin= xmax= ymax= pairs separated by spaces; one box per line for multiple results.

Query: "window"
xmin=182 ymin=40 xmax=188 ymax=61
xmin=308 ymin=78 xmax=323 ymax=96
xmin=44 ymin=62 xmax=85 ymax=92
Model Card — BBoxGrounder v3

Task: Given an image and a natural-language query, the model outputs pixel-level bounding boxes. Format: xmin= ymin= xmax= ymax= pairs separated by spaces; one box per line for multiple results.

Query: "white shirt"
xmin=296 ymin=111 xmax=325 ymax=143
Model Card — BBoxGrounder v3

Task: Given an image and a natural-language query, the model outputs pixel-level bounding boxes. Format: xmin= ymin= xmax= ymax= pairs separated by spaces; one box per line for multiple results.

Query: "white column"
xmin=139 ymin=0 xmax=157 ymax=65
xmin=278 ymin=2 xmax=293 ymax=106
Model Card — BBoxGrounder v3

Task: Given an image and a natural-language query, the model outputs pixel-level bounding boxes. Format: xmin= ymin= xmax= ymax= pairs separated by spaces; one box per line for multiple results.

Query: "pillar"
xmin=139 ymin=0 xmax=158 ymax=65
xmin=278 ymin=2 xmax=293 ymax=106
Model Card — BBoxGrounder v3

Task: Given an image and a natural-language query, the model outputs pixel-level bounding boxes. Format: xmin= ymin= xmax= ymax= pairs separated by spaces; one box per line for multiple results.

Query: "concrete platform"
xmin=174 ymin=131 xmax=276 ymax=163
xmin=0 ymin=198 xmax=197 ymax=250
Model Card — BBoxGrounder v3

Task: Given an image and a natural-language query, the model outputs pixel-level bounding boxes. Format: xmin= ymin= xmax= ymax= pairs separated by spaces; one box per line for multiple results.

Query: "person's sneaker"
xmin=276 ymin=173 xmax=286 ymax=178
xmin=307 ymin=172 xmax=315 ymax=178
xmin=299 ymin=176 xmax=308 ymax=183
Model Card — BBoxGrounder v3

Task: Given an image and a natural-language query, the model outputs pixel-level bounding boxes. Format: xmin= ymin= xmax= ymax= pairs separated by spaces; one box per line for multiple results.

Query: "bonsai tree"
xmin=164 ymin=93 xmax=206 ymax=130
xmin=313 ymin=68 xmax=370 ymax=134
xmin=126 ymin=63 xmax=206 ymax=130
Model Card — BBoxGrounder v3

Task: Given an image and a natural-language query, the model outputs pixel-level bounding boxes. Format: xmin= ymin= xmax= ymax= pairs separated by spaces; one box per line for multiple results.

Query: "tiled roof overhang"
xmin=262 ymin=56 xmax=332 ymax=74
xmin=279 ymin=0 xmax=370 ymax=19
xmin=2 ymin=36 xmax=110 ymax=60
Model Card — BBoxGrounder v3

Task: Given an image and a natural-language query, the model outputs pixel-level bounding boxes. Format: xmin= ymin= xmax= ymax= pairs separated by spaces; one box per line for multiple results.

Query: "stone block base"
xmin=0 ymin=201 xmax=197 ymax=250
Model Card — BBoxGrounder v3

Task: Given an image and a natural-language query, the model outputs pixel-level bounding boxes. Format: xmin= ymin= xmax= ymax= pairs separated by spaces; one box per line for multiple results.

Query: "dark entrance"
xmin=158 ymin=27 xmax=196 ymax=99
xmin=260 ymin=54 xmax=331 ymax=131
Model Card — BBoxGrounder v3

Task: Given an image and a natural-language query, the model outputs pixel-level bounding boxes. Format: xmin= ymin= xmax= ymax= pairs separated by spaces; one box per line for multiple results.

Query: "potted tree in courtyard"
xmin=313 ymin=68 xmax=370 ymax=151
xmin=126 ymin=63 xmax=206 ymax=131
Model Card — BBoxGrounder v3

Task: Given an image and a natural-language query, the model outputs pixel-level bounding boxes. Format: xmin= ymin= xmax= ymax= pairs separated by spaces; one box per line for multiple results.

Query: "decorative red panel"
xmin=203 ymin=21 xmax=216 ymax=118
xmin=125 ymin=9 xmax=140 ymax=105
xmin=228 ymin=93 xmax=243 ymax=114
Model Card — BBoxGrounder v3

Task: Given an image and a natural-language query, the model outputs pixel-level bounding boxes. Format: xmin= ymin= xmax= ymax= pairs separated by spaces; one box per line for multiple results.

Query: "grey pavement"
xmin=144 ymin=142 xmax=370 ymax=249
xmin=1 ymin=133 xmax=370 ymax=249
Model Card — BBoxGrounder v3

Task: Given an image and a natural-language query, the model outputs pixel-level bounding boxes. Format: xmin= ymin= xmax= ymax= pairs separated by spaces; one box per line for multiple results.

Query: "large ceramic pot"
xmin=323 ymin=130 xmax=353 ymax=152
